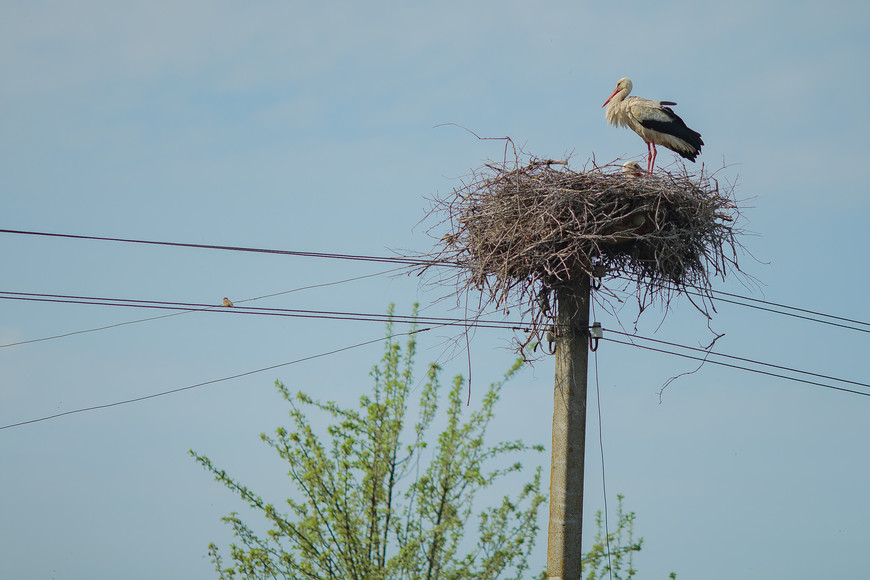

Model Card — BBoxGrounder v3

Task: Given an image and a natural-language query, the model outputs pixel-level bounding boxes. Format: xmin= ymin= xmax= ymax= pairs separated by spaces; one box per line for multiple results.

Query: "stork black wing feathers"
xmin=638 ymin=107 xmax=704 ymax=161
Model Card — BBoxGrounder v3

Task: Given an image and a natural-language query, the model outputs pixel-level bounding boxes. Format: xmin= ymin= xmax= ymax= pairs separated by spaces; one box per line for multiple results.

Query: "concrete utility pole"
xmin=547 ymin=277 xmax=591 ymax=580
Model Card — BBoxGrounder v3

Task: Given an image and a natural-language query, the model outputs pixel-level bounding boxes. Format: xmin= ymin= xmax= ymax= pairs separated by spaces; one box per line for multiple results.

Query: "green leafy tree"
xmin=191 ymin=306 xmax=547 ymax=579
xmin=536 ymin=495 xmax=675 ymax=580
xmin=580 ymin=495 xmax=643 ymax=580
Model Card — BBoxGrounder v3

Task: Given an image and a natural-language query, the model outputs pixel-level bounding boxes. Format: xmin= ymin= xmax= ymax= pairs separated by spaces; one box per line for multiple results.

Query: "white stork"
xmin=621 ymin=161 xmax=644 ymax=178
xmin=603 ymin=78 xmax=704 ymax=173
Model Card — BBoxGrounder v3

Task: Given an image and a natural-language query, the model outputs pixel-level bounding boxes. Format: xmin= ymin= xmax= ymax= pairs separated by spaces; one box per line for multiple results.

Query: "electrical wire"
xmin=603 ymin=337 xmax=870 ymax=397
xmin=0 ymin=327 xmax=430 ymax=431
xmin=7 ymin=285 xmax=870 ymax=379
xmin=692 ymin=283 xmax=870 ymax=329
xmin=0 ymin=268 xmax=405 ymax=348
xmin=0 ymin=291 xmax=529 ymax=332
xmin=3 ymin=312 xmax=869 ymax=433
xmin=4 ymin=227 xmax=870 ymax=334
xmin=591 ymin=296 xmax=613 ymax=578
xmin=4 ymin=289 xmax=870 ymax=397
xmin=604 ymin=328 xmax=870 ymax=391
xmin=593 ymin=347 xmax=613 ymax=579
xmin=0 ymin=228 xmax=444 ymax=267
xmin=691 ymin=291 xmax=870 ymax=334
xmin=610 ymin=274 xmax=870 ymax=334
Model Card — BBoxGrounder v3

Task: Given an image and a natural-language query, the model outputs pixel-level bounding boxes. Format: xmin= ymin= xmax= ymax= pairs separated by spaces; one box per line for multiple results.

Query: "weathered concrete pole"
xmin=547 ymin=278 xmax=591 ymax=579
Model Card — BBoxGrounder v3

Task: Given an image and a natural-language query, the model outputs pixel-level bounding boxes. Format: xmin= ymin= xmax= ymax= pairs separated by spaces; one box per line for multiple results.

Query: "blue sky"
xmin=2 ymin=1 xmax=870 ymax=578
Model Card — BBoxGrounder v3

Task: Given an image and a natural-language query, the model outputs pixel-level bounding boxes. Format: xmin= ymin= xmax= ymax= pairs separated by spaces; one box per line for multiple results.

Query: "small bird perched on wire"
xmin=603 ymin=77 xmax=704 ymax=173
xmin=222 ymin=297 xmax=234 ymax=307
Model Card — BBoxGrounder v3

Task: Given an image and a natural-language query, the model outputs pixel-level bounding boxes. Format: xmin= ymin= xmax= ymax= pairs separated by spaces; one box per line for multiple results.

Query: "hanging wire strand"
xmin=593 ymin=345 xmax=613 ymax=578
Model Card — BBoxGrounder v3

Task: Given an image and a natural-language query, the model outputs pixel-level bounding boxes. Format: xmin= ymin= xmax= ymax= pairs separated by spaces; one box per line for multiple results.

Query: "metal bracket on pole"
xmin=589 ymin=322 xmax=603 ymax=339
xmin=588 ymin=322 xmax=603 ymax=351
xmin=591 ymin=264 xmax=607 ymax=290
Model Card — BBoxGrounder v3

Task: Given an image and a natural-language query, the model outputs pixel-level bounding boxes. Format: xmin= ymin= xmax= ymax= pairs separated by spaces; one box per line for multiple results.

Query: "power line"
xmin=236 ymin=267 xmax=408 ymax=303
xmin=0 ymin=268 xmax=405 ymax=348
xmin=4 ymin=227 xmax=870 ymax=398
xmin=592 ymin=347 xmax=613 ymax=578
xmin=706 ymin=287 xmax=870 ymax=329
xmin=604 ymin=329 xmax=870 ymax=391
xmin=5 ymin=288 xmax=870 ymax=392
xmin=0 ymin=328 xmax=430 ymax=431
xmin=6 ymin=287 xmax=870 ymax=390
xmin=611 ymin=274 xmax=870 ymax=334
xmin=0 ymin=228 xmax=440 ymax=266
xmin=2 ymin=310 xmax=868 ymax=433
xmin=603 ymin=337 xmax=870 ymax=398
xmin=5 ymin=227 xmax=870 ymax=334
xmin=0 ymin=291 xmax=530 ymax=331
xmin=686 ymin=288 xmax=870 ymax=334
xmin=5 ymin=289 xmax=870 ymax=400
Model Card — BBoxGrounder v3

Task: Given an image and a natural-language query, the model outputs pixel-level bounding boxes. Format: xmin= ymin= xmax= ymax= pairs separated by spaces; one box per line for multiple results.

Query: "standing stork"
xmin=603 ymin=78 xmax=704 ymax=173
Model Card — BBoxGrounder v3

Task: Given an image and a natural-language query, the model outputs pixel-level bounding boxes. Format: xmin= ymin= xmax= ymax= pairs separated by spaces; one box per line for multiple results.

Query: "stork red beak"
xmin=602 ymin=87 xmax=620 ymax=107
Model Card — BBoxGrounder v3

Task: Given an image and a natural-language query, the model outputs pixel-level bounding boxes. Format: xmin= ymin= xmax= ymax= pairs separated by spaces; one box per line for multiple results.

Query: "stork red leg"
xmin=648 ymin=142 xmax=658 ymax=173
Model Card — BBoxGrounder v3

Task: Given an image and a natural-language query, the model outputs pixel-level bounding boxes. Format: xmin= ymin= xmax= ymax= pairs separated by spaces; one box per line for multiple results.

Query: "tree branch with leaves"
xmin=191 ymin=305 xmax=546 ymax=579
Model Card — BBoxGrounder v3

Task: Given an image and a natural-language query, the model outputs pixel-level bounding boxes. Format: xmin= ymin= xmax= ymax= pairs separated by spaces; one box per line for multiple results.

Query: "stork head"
xmin=602 ymin=77 xmax=633 ymax=107
xmin=621 ymin=161 xmax=643 ymax=177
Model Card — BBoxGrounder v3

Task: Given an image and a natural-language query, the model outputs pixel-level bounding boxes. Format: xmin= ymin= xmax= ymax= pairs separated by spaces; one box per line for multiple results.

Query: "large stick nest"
xmin=421 ymin=156 xmax=747 ymax=346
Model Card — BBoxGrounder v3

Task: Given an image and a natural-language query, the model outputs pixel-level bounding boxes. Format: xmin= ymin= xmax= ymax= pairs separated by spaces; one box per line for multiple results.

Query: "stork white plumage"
xmin=603 ymin=78 xmax=704 ymax=173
